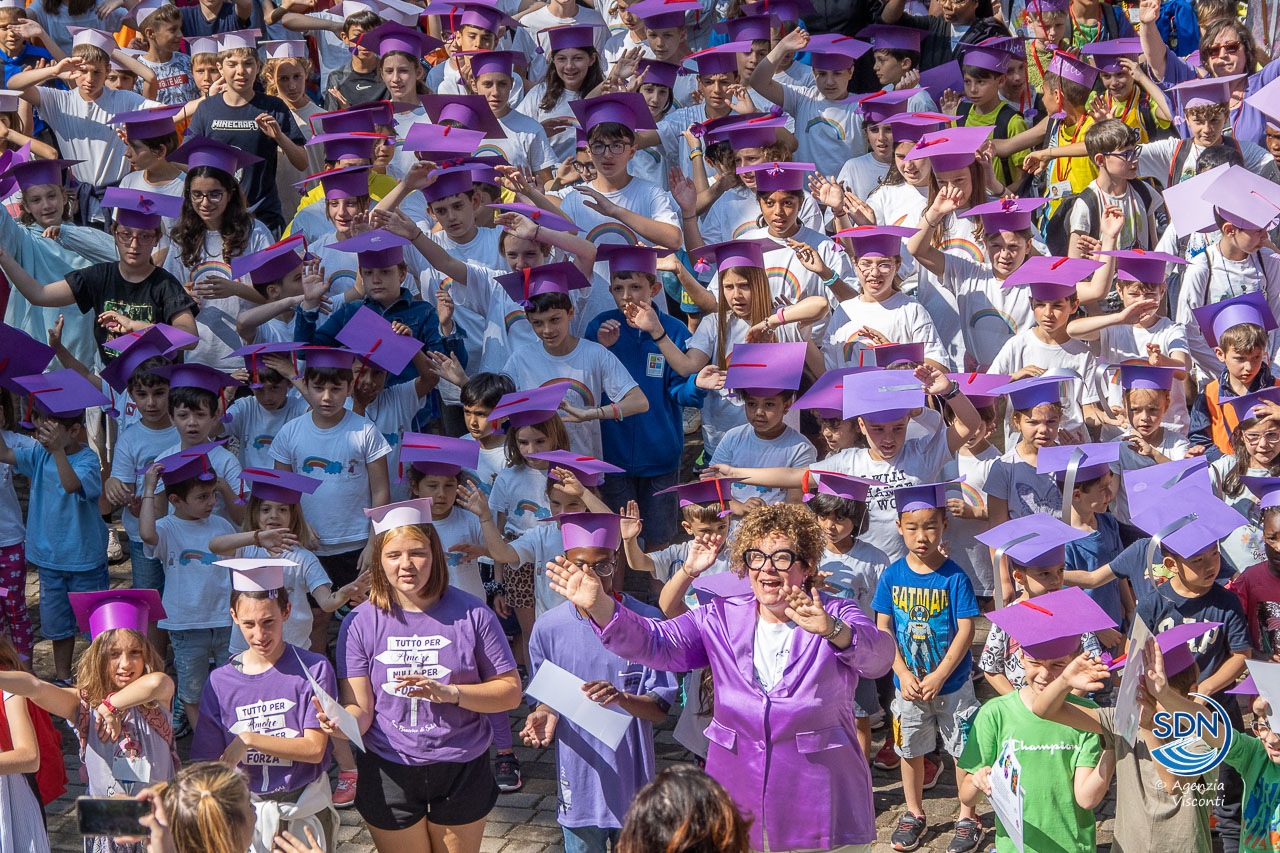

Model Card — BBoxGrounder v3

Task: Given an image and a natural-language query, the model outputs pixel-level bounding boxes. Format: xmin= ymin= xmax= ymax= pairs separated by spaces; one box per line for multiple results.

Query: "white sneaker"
xmin=683 ymin=407 xmax=702 ymax=436
xmin=106 ymin=528 xmax=124 ymax=564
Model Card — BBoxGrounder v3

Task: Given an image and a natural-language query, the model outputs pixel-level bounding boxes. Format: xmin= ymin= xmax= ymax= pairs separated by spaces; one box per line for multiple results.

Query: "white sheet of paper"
xmin=989 ymin=740 xmax=1025 ymax=853
xmin=1246 ymin=660 xmax=1280 ymax=715
xmin=526 ymin=660 xmax=633 ymax=751
xmin=1114 ymin=614 xmax=1152 ymax=747
xmin=297 ymin=650 xmax=364 ymax=752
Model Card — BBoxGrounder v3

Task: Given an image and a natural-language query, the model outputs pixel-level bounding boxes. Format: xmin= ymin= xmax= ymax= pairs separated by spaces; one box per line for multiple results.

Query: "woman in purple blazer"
xmin=548 ymin=503 xmax=895 ymax=853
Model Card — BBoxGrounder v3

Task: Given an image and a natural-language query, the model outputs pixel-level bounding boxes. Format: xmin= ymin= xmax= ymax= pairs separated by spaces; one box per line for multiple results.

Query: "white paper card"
xmin=526 ymin=660 xmax=633 ymax=751
xmin=1246 ymin=660 xmax=1280 ymax=715
xmin=297 ymin=650 xmax=364 ymax=752
xmin=989 ymin=739 xmax=1025 ymax=853
xmin=1114 ymin=614 xmax=1152 ymax=746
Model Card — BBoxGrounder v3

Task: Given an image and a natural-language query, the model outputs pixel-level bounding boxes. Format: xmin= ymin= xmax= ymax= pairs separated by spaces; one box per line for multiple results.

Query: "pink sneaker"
xmin=333 ymin=770 xmax=358 ymax=808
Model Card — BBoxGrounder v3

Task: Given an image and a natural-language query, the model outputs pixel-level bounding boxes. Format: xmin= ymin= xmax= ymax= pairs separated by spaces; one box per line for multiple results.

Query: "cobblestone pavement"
xmin=37 ymin=559 xmax=1117 ymax=853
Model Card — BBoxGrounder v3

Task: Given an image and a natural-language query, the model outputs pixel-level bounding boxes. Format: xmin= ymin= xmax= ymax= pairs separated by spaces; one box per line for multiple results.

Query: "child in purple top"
xmin=325 ymin=498 xmax=521 ymax=848
xmin=192 ymin=561 xmax=339 ymax=852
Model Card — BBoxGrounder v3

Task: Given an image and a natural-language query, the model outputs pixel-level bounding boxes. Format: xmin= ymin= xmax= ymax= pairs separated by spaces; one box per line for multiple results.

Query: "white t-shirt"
xmin=109 ymin=422 xmax=179 ymax=543
xmin=753 ymin=618 xmax=797 ymax=692
xmin=509 ymin=522 xmax=566 ymax=616
xmin=603 ymin=29 xmax=653 ymax=66
xmin=466 ymin=438 xmax=508 ymax=496
xmin=837 ymin=153 xmax=892 ymax=202
xmin=556 ymin=178 xmax=680 ymax=274
xmin=868 ymin=181 xmax=929 ymax=229
xmin=822 ymin=291 xmax=946 ymax=369
xmin=779 ymin=81 xmax=866 ymax=178
xmin=489 ymin=109 xmax=558 ymax=175
xmin=516 ymin=82 xmax=583 ymax=162
xmin=942 ymin=446 xmax=1000 ymax=597
xmin=1138 ymin=136 xmax=1279 ymax=187
xmin=988 ymin=328 xmax=1102 ymax=443
xmin=984 ymin=445 xmax=1062 ymax=519
xmin=1096 ymin=317 xmax=1191 ymax=435
xmin=269 ymin=411 xmax=392 ymax=554
xmin=940 ymin=254 xmax=1033 ymax=370
xmin=224 ymin=392 xmax=311 ymax=472
xmin=432 ymin=506 xmax=487 ymax=600
xmin=821 ymin=541 xmax=888 ymax=617
xmin=500 ymin=339 xmax=639 ymax=459
xmin=913 ymin=211 xmax=989 ymax=372
xmin=146 ymin=513 xmax=238 ymax=630
xmin=37 ymin=85 xmax=159 ymax=187
xmin=228 ymin=544 xmax=329 ymax=652
xmin=1066 ymin=181 xmax=1161 ymax=251
xmin=151 ymin=443 xmax=243 ymax=526
xmin=709 ymin=424 xmax=817 ymax=505
xmin=308 ymin=10 xmax=356 ymax=83
xmin=1175 ymin=245 xmax=1280 ymax=377
xmin=489 ymin=464 xmax=552 ymax=537
xmin=358 ymin=382 xmax=427 ymax=503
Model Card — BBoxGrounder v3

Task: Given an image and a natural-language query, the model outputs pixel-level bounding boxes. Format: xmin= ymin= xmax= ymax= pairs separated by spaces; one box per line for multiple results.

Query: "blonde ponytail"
xmin=157 ymin=762 xmax=252 ymax=853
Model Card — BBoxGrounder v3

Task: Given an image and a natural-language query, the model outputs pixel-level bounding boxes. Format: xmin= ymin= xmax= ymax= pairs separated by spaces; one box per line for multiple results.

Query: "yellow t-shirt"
xmin=1084 ymin=89 xmax=1171 ymax=144
xmin=1045 ymin=114 xmax=1098 ymax=215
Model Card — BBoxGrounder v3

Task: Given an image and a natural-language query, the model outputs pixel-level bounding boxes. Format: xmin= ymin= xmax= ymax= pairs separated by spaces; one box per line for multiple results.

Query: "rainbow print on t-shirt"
xmin=805 ymin=116 xmax=845 ymax=140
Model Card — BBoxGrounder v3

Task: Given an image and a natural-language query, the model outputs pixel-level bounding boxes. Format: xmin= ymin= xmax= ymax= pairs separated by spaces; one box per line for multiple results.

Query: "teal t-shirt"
xmin=958 ymin=690 xmax=1103 ymax=853
xmin=1225 ymin=732 xmax=1280 ymax=853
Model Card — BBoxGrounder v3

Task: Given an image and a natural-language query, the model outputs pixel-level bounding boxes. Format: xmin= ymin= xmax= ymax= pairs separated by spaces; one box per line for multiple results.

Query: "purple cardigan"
xmin=597 ymin=591 xmax=895 ymax=851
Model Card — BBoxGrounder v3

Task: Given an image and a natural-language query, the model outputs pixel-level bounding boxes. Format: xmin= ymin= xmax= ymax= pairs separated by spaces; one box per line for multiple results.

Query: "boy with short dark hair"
xmin=321 ymin=9 xmax=386 ymax=110
xmin=952 ymin=39 xmax=1027 ymax=190
xmin=132 ymin=1 xmax=200 ymax=105
xmin=1065 ymin=118 xmax=1162 ymax=251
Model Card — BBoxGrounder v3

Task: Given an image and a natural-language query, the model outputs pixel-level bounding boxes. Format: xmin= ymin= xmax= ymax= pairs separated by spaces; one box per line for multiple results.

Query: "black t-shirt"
xmin=66 ymin=262 xmax=197 ymax=357
xmin=1135 ymin=582 xmax=1251 ymax=691
xmin=323 ymin=66 xmax=389 ymax=112
xmin=187 ymin=92 xmax=305 ymax=232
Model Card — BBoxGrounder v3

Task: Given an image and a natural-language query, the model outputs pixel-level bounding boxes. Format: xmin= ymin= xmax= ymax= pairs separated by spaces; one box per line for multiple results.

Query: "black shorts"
xmin=354 ymin=748 xmax=498 ymax=830
xmin=317 ymin=548 xmax=363 ymax=590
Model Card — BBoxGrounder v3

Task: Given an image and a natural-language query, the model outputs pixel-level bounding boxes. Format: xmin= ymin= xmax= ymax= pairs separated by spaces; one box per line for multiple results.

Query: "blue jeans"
xmin=37 ymin=564 xmax=109 ymax=641
xmin=129 ymin=540 xmax=164 ymax=595
xmin=170 ymin=626 xmax=232 ymax=706
xmin=562 ymin=826 xmax=619 ymax=853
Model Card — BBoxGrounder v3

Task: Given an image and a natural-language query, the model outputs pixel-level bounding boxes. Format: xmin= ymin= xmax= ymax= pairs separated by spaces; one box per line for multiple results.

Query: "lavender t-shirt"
xmin=191 ymin=645 xmax=335 ymax=794
xmin=338 ymin=589 xmax=517 ymax=765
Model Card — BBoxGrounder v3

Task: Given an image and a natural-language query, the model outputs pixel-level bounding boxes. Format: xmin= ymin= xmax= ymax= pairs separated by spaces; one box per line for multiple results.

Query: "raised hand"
xmin=1061 ymin=652 xmax=1111 ymax=692
xmin=683 ymin=533 xmax=724 ymax=577
xmin=545 ymin=554 xmax=604 ymax=611
xmin=47 ymin=313 xmax=64 ymax=350
xmin=781 ymin=583 xmax=834 ymax=636
xmin=787 ymin=238 xmax=831 ymax=277
xmin=779 ymin=26 xmax=809 ymax=53
xmin=551 ymin=466 xmax=586 ymax=497
xmin=621 ymin=299 xmax=661 ymax=335
xmin=494 ymin=210 xmax=540 ymax=240
xmin=695 ymin=364 xmax=725 ymax=390
xmin=1116 ymin=297 xmax=1159 ymax=325
xmin=808 ymin=174 xmax=846 ymax=213
xmin=257 ymin=527 xmax=300 ymax=556
xmin=928 ymin=183 xmax=967 ymax=218
xmin=619 ymin=500 xmax=643 ymax=541
xmin=596 ymin=318 xmax=622 ymax=348
xmin=913 ymin=363 xmax=955 ymax=397
xmin=939 ymin=88 xmax=961 ymax=114
xmin=425 ymin=350 xmax=469 ymax=387
xmin=669 ymin=169 xmax=697 ymax=216
xmin=455 ymin=483 xmax=493 ymax=521
xmin=254 ymin=113 xmax=284 ymax=140
xmin=1098 ymin=203 xmax=1125 ymax=243
xmin=574 ymin=184 xmax=620 ymax=216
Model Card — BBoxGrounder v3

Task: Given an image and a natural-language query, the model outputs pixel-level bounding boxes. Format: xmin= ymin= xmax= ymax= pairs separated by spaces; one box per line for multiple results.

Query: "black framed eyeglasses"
xmin=743 ymin=549 xmax=801 ymax=571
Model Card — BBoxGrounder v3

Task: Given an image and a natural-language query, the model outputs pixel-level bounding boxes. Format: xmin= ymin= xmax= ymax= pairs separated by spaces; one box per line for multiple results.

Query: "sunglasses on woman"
xmin=1207 ymin=40 xmax=1242 ymax=58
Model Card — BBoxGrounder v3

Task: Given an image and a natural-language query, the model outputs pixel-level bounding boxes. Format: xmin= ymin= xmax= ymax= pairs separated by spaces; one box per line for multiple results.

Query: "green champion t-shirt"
xmin=958 ymin=689 xmax=1103 ymax=853
xmin=1225 ymin=733 xmax=1280 ymax=853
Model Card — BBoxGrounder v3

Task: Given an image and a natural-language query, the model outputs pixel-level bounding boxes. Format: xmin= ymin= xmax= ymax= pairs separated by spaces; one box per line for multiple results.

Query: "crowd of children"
xmin=3 ymin=0 xmax=1280 ymax=852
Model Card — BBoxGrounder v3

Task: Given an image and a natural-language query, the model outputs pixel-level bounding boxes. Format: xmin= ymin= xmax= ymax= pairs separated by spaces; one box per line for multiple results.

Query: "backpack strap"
xmin=1169 ymin=138 xmax=1192 ymax=186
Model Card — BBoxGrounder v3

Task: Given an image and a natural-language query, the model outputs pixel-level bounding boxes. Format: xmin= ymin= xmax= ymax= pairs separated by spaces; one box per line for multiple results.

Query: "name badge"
xmin=646 ymin=353 xmax=666 ymax=377
xmin=1047 ymin=180 xmax=1073 ymax=200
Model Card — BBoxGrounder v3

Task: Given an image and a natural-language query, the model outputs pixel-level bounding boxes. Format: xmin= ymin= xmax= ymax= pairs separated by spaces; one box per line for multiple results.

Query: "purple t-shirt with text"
xmin=338 ymin=589 xmax=517 ymax=764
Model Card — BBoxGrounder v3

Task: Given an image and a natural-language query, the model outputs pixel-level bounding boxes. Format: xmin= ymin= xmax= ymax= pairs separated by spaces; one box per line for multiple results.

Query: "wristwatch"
xmin=822 ymin=618 xmax=847 ymax=641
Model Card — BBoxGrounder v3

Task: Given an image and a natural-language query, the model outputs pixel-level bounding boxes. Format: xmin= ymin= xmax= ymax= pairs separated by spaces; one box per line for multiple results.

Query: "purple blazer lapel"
xmin=723 ymin=596 xmax=762 ymax=692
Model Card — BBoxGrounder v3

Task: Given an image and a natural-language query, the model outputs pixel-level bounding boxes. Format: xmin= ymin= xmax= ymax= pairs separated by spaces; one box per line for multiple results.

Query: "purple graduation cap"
xmin=0 ymin=324 xmax=55 ymax=393
xmin=1172 ymin=74 xmax=1243 ymax=111
xmin=805 ymin=33 xmax=871 ymax=70
xmin=636 ymin=58 xmax=682 ymax=90
xmin=1191 ymin=291 xmax=1277 ymax=350
xmin=335 ymin=305 xmax=424 ymax=375
xmin=879 ymin=112 xmax=957 ymax=146
xmin=918 ymin=60 xmax=963 ymax=104
xmin=741 ymin=0 xmax=814 ymax=21
xmin=989 ymin=374 xmax=1072 ymax=411
xmin=70 ymin=589 xmax=165 ymax=638
xmin=1228 ymin=674 xmax=1258 ymax=696
xmin=100 ymin=324 xmax=195 ymax=393
xmin=596 ymin=244 xmax=673 ymax=277
xmin=530 ymin=450 xmax=624 ymax=487
xmin=1245 ymin=75 xmax=1280 ymax=129
xmin=154 ymin=441 xmax=225 ymax=487
xmin=841 ymin=369 xmax=925 ymax=422
xmin=402 ymin=123 xmax=485 ymax=159
xmin=241 ymin=467 xmax=322 ymax=504
xmin=1094 ymin=248 xmax=1186 ymax=283
xmin=685 ymin=43 xmax=747 ymax=76
xmin=1046 ymin=50 xmax=1098 ymax=89
xmin=1025 ymin=0 xmax=1070 ymax=13
xmin=736 ymin=161 xmax=813 ymax=193
xmin=832 ymin=224 xmax=915 ymax=258
xmin=1080 ymin=37 xmax=1142 ymax=73
xmin=790 ymin=366 xmax=874 ymax=417
xmin=1200 ymin=165 xmax=1280 ymax=232
xmin=706 ymin=111 xmax=787 ymax=148
xmin=1109 ymin=621 xmax=1221 ymax=675
xmin=962 ymin=196 xmax=1051 ymax=233
xmin=857 ymin=87 xmax=922 ymax=125
xmin=327 ymin=229 xmax=411 ymax=268
xmin=222 ymin=558 xmax=293 ymax=593
xmin=0 ymin=140 xmax=29 ymax=198
xmin=861 ymin=341 xmax=924 ymax=367
xmin=68 ymin=26 xmax=117 ymax=53
xmin=1131 ymin=486 xmax=1247 ymax=559
xmin=570 ymin=92 xmax=657 ymax=133
xmin=297 ymin=346 xmax=358 ymax=371
xmin=311 ymin=102 xmax=395 ymax=135
xmin=1001 ymin=255 xmax=1100 ymax=301
xmin=101 ymin=187 xmax=183 ymax=230
xmin=12 ymin=369 xmax=110 ymax=423
xmin=107 ymin=105 xmax=182 ymax=139
xmin=986 ymin=586 xmax=1116 ymax=660
xmin=149 ymin=363 xmax=242 ymax=398
xmin=167 ymin=135 xmax=263 ymax=174
xmin=297 ymin=164 xmax=373 ymax=200
xmin=261 ymin=39 xmax=308 ymax=60
xmin=945 ymin=372 xmax=1011 ymax=407
xmin=488 ymin=202 xmax=579 ymax=233
xmin=542 ymin=23 xmax=600 ymax=53
xmin=857 ymin=23 xmax=923 ymax=53
xmin=892 ymin=478 xmax=958 ymax=513
xmin=1224 ymin=386 xmax=1280 ymax=428
xmin=801 ymin=470 xmax=878 ymax=502
xmin=305 ymin=131 xmax=390 ymax=163
xmin=359 ymin=21 xmax=442 ymax=57
xmin=229 ymin=234 xmax=311 ymax=285
xmin=629 ymin=0 xmax=697 ymax=30
xmin=421 ymin=164 xmax=479 ymax=204
xmin=225 ymin=341 xmax=302 ymax=387
xmin=959 ymin=38 xmax=1013 ymax=73
xmin=1122 ymin=458 xmax=1212 ymax=509
xmin=724 ymin=341 xmax=807 ymax=396
xmin=903 ymin=125 xmax=992 ymax=172
xmin=691 ymin=571 xmax=753 ymax=605
xmin=489 ymin=382 xmax=571 ymax=429
xmin=715 ymin=12 xmax=776 ymax=42
xmin=557 ymin=512 xmax=622 ymax=552
xmin=975 ymin=514 xmax=1088 ymax=568
xmin=422 ymin=93 xmax=507 ymax=138
xmin=6 ymin=157 xmax=76 ymax=191
xmin=495 ymin=261 xmax=590 ymax=307
xmin=366 ymin=497 xmax=433 ymax=533
xmin=400 ymin=433 xmax=481 ymax=477
xmin=1036 ymin=442 xmax=1122 ymax=482
xmin=1107 ymin=363 xmax=1179 ymax=394
xmin=424 ymin=1 xmax=518 ymax=32
xmin=462 ymin=50 xmax=526 ymax=79
xmin=1242 ymin=475 xmax=1280 ymax=510
xmin=655 ymin=477 xmax=745 ymax=516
